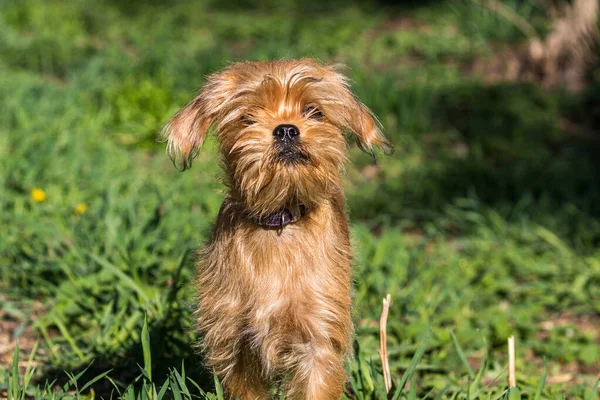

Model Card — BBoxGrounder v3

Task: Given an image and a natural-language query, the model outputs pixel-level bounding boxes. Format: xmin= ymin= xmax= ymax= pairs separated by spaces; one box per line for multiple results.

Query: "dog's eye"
xmin=241 ymin=116 xmax=256 ymax=126
xmin=302 ymin=105 xmax=323 ymax=120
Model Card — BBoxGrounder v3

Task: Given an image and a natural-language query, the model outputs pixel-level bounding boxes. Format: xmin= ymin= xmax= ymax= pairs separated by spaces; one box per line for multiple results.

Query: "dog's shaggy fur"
xmin=162 ymin=59 xmax=391 ymax=399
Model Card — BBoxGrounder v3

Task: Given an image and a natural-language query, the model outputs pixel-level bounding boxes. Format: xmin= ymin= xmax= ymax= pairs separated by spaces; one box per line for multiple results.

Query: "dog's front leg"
xmin=283 ymin=339 xmax=347 ymax=400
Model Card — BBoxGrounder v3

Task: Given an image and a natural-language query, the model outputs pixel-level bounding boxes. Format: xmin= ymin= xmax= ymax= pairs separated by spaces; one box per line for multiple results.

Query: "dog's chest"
xmin=245 ymin=221 xmax=348 ymax=282
xmin=198 ymin=202 xmax=354 ymax=367
xmin=231 ymin=220 xmax=352 ymax=348
xmin=202 ymin=200 xmax=352 ymax=315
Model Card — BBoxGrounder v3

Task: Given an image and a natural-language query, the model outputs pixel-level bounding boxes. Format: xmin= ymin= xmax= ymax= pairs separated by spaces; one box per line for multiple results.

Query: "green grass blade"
xmin=508 ymin=387 xmax=521 ymax=400
xmin=141 ymin=381 xmax=149 ymax=400
xmin=141 ymin=315 xmax=152 ymax=383
xmin=125 ymin=387 xmax=136 ymax=400
xmin=10 ymin=341 xmax=19 ymax=400
xmin=589 ymin=378 xmax=600 ymax=400
xmin=420 ymin=386 xmax=436 ymax=400
xmin=451 ymin=331 xmax=474 ymax=378
xmin=52 ymin=315 xmax=85 ymax=361
xmin=186 ymin=376 xmax=206 ymax=396
xmin=408 ymin=373 xmax=417 ymax=400
xmin=358 ymin=353 xmax=375 ymax=395
xmin=433 ymin=384 xmax=450 ymax=400
xmin=79 ymin=369 xmax=114 ymax=393
xmin=347 ymin=370 xmax=364 ymax=400
xmin=213 ymin=372 xmax=224 ymax=400
xmin=104 ymin=375 xmax=123 ymax=398
xmin=35 ymin=322 xmax=59 ymax=364
xmin=489 ymin=389 xmax=509 ymax=400
xmin=171 ymin=368 xmax=191 ymax=400
xmin=469 ymin=348 xmax=489 ymax=399
xmin=393 ymin=330 xmax=431 ymax=400
xmin=165 ymin=248 xmax=190 ymax=304
xmin=60 ymin=363 xmax=91 ymax=396
xmin=88 ymin=253 xmax=149 ymax=303
xmin=157 ymin=377 xmax=170 ymax=400
xmin=170 ymin=375 xmax=183 ymax=400
xmin=533 ymin=361 xmax=546 ymax=400
xmin=21 ymin=340 xmax=39 ymax=399
xmin=137 ymin=364 xmax=152 ymax=382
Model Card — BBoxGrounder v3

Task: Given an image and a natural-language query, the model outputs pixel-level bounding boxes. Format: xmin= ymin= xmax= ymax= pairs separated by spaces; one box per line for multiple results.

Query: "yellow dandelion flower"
xmin=31 ymin=188 xmax=47 ymax=203
xmin=74 ymin=203 xmax=88 ymax=215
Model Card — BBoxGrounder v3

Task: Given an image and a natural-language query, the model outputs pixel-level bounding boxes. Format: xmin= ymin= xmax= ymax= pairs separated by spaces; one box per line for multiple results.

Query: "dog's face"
xmin=162 ymin=59 xmax=391 ymax=218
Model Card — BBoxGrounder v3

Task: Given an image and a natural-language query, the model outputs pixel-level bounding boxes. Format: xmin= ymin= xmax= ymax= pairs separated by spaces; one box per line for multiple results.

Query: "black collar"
xmin=255 ymin=204 xmax=308 ymax=228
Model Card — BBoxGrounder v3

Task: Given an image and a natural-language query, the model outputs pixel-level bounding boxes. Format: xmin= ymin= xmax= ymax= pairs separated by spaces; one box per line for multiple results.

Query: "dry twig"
xmin=379 ymin=294 xmax=392 ymax=394
xmin=508 ymin=336 xmax=516 ymax=388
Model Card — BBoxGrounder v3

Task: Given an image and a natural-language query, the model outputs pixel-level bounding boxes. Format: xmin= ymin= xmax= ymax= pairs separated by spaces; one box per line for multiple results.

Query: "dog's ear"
xmin=161 ymin=70 xmax=237 ymax=170
xmin=321 ymin=66 xmax=393 ymax=156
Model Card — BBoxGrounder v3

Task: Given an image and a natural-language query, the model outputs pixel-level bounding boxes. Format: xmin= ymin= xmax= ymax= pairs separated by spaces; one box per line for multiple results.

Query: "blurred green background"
xmin=1 ymin=0 xmax=599 ymax=398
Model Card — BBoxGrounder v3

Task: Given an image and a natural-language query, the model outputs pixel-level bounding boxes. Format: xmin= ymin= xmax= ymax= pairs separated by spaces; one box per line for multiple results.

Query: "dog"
xmin=162 ymin=59 xmax=391 ymax=399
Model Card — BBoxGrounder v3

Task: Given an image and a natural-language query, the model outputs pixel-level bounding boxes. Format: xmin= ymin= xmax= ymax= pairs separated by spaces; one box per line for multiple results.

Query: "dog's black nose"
xmin=273 ymin=124 xmax=299 ymax=142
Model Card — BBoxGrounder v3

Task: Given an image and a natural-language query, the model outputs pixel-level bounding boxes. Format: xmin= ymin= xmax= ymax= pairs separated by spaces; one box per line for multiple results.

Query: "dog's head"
xmin=162 ymin=59 xmax=391 ymax=218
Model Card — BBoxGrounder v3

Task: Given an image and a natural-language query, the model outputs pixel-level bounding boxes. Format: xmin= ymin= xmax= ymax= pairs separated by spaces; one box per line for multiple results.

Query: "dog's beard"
xmin=273 ymin=143 xmax=310 ymax=166
xmin=226 ymin=143 xmax=342 ymax=219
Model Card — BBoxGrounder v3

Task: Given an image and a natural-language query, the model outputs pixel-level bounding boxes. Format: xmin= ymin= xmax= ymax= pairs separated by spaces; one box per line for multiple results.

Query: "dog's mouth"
xmin=275 ymin=145 xmax=310 ymax=165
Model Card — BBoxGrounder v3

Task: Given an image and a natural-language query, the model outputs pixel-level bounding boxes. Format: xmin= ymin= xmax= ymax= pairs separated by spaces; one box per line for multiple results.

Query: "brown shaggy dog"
xmin=162 ymin=59 xmax=391 ymax=399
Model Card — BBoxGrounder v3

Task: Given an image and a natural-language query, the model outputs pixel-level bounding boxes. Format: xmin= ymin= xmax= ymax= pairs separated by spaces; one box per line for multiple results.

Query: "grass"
xmin=1 ymin=0 xmax=599 ymax=398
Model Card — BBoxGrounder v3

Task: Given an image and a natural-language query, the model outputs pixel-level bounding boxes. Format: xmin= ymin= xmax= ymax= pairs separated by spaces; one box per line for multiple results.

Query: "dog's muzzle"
xmin=273 ymin=124 xmax=308 ymax=164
